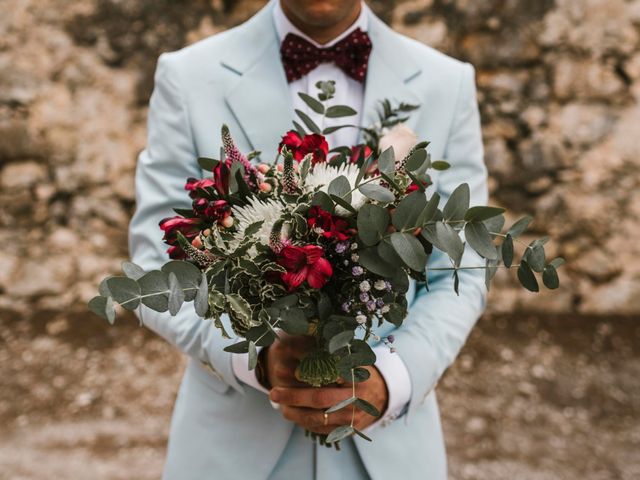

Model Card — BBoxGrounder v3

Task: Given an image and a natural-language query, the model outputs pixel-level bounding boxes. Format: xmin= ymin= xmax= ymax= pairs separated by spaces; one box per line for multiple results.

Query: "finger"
xmin=280 ymin=406 xmax=358 ymax=429
xmin=270 ymin=386 xmax=352 ymax=409
xmin=271 ymin=360 xmax=307 ymax=387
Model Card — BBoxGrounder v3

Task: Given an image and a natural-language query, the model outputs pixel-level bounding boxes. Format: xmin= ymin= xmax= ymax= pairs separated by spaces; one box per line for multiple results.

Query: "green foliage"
xmin=358 ymin=183 xmax=395 ymax=203
xmin=357 ymin=204 xmax=389 ymax=246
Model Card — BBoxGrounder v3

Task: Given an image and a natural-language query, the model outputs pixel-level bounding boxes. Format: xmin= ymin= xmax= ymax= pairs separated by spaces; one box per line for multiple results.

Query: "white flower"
xmin=374 ymin=280 xmax=387 ymax=291
xmin=232 ymin=197 xmax=286 ymax=248
xmin=304 ymin=163 xmax=373 ymax=216
xmin=379 ymin=124 xmax=418 ymax=162
xmin=356 ymin=314 xmax=367 ymax=325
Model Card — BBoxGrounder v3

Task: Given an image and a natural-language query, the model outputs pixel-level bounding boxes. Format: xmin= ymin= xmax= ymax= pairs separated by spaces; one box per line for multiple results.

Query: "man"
xmin=129 ymin=0 xmax=488 ymax=478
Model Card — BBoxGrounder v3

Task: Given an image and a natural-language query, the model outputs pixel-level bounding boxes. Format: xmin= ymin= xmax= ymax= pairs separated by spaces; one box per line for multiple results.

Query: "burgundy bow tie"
xmin=280 ymin=28 xmax=372 ymax=84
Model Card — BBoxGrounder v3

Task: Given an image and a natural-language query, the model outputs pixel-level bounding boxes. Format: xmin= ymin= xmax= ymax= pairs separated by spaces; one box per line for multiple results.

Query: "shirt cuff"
xmin=231 ymin=346 xmax=270 ymax=395
xmin=365 ymin=343 xmax=412 ymax=431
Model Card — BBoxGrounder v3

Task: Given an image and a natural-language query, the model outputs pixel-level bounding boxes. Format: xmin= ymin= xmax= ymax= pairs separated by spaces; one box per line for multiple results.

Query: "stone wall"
xmin=1 ymin=0 xmax=639 ymax=319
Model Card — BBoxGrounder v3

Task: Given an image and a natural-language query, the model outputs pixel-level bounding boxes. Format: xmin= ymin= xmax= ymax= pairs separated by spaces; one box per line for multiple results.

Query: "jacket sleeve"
xmin=128 ymin=53 xmax=243 ymax=393
xmin=393 ymin=63 xmax=488 ymax=415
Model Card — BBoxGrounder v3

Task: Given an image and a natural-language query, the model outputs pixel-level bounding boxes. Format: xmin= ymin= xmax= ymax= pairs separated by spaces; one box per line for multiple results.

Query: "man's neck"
xmin=280 ymin=2 xmax=362 ymax=45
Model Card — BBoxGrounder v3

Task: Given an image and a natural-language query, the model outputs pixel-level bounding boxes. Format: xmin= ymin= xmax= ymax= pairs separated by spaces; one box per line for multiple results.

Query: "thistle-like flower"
xmin=221 ymin=124 xmax=257 ymax=178
xmin=281 ymin=147 xmax=299 ymax=194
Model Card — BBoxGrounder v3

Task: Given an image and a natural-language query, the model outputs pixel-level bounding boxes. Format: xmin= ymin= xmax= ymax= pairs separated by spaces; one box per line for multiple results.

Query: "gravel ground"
xmin=1 ymin=310 xmax=638 ymax=480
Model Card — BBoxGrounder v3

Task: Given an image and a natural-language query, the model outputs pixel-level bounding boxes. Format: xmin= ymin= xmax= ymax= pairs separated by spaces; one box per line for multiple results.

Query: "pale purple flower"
xmin=387 ymin=334 xmax=395 ymax=343
xmin=366 ymin=300 xmax=376 ymax=311
xmin=359 ymin=292 xmax=370 ymax=302
xmin=335 ymin=241 xmax=348 ymax=254
xmin=352 ymin=266 xmax=364 ymax=276
xmin=376 ymin=298 xmax=385 ymax=307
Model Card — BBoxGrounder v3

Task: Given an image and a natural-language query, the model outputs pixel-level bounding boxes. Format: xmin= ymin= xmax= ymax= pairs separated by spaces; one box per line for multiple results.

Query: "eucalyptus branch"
xmin=118 ymin=287 xmax=199 ymax=308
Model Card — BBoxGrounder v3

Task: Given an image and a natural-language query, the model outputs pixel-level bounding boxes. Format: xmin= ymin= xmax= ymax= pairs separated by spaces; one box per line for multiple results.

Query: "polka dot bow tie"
xmin=280 ymin=28 xmax=372 ymax=84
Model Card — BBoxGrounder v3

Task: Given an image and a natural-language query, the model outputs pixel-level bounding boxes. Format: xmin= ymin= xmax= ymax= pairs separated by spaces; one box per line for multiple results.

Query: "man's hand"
xmin=270 ymin=365 xmax=388 ymax=434
xmin=264 ymin=333 xmax=314 ymax=389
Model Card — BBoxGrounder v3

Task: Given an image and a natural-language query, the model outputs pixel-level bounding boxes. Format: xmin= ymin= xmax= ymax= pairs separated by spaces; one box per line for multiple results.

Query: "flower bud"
xmin=257 ymin=164 xmax=271 ymax=174
xmin=259 ymin=182 xmax=272 ymax=193
xmin=191 ymin=236 xmax=203 ymax=249
xmin=221 ymin=216 xmax=234 ymax=228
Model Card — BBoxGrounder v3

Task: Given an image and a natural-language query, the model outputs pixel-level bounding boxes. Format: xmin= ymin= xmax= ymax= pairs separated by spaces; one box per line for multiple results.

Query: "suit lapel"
xmin=222 ymin=1 xmax=292 ymax=159
xmin=359 ymin=12 xmax=423 ymax=143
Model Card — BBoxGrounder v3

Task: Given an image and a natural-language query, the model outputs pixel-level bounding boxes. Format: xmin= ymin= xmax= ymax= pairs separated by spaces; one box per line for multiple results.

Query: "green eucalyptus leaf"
xmin=224 ymin=340 xmax=250 ymax=354
xmin=464 ymin=206 xmax=506 ymax=222
xmin=138 ymin=270 xmax=170 ymax=312
xmin=393 ymin=190 xmax=427 ymax=230
xmin=542 ymin=265 xmax=560 ymax=289
xmin=502 ymin=234 xmax=514 ymax=268
xmin=326 ymin=105 xmax=357 ymax=118
xmin=162 ymin=261 xmax=202 ymax=301
xmin=122 ymin=261 xmax=145 ymax=280
xmin=354 ymin=398 xmax=380 ymax=417
xmin=465 ymin=222 xmax=498 ymax=260
xmin=197 ymin=157 xmax=219 ymax=171
xmin=550 ymin=257 xmax=566 ymax=269
xmin=326 ymin=425 xmax=355 ymax=443
xmin=88 ymin=295 xmax=115 ymax=324
xmin=377 ymin=147 xmax=395 ymax=174
xmin=106 ymin=276 xmax=141 ymax=310
xmin=389 ymin=232 xmax=427 ymax=272
xmin=98 ymin=277 xmax=112 ymax=297
xmin=431 ymin=160 xmax=450 ymax=171
xmin=358 ymin=248 xmax=396 ymax=277
xmin=405 ymin=148 xmax=427 ymax=172
xmin=328 ymin=330 xmax=354 ymax=354
xmin=248 ymin=341 xmax=258 ymax=370
xmin=517 ymin=261 xmax=539 ymax=292
xmin=297 ymin=92 xmax=324 ymax=114
xmin=280 ymin=308 xmax=309 ymax=335
xmin=311 ymin=191 xmax=335 ymax=212
xmin=525 ymin=241 xmax=546 ymax=272
xmin=357 ymin=203 xmax=390 ymax=246
xmin=295 ymin=109 xmax=321 ymax=134
xmin=358 ymin=183 xmax=395 ymax=203
xmin=328 ymin=175 xmax=352 ymax=202
xmin=194 ymin=273 xmax=209 ymax=317
xmin=330 ymin=194 xmax=357 ymax=214
xmin=325 ymin=396 xmax=357 ymax=413
xmin=443 ymin=183 xmax=470 ymax=221
xmin=484 ymin=214 xmax=506 ymax=238
xmin=353 ymin=428 xmax=372 ymax=442
xmin=434 ymin=221 xmax=464 ymax=266
xmin=508 ymin=215 xmax=533 ymax=238
xmin=168 ymin=272 xmax=185 ymax=315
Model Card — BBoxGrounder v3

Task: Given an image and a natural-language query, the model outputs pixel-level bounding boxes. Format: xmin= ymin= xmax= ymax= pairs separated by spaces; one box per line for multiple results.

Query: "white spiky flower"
xmin=232 ymin=197 xmax=286 ymax=249
xmin=304 ymin=163 xmax=373 ymax=216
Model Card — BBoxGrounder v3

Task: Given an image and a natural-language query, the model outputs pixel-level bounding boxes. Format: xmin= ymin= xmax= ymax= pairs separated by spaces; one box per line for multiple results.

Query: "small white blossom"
xmin=356 ymin=314 xmax=367 ymax=325
xmin=351 ymin=253 xmax=359 ymax=262
xmin=381 ymin=305 xmax=390 ymax=314
xmin=374 ymin=280 xmax=387 ymax=291
xmin=359 ymin=281 xmax=371 ymax=292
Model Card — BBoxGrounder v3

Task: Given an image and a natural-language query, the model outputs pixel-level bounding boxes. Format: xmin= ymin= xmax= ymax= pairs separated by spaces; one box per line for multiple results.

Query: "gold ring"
xmin=323 ymin=412 xmax=329 ymax=426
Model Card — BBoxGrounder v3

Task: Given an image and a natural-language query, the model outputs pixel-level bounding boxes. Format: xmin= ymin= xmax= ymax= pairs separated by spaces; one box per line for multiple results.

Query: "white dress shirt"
xmin=231 ymin=0 xmax=412 ymax=428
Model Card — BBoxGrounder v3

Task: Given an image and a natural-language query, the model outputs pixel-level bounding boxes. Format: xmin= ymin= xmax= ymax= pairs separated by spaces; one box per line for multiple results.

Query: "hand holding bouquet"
xmin=90 ymin=81 xmax=562 ymax=445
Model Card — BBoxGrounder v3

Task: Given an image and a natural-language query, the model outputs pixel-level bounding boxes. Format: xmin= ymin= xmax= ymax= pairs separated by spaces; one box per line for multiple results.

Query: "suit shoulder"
xmin=156 ymin=26 xmax=239 ymax=73
xmin=397 ymin=32 xmax=470 ymax=74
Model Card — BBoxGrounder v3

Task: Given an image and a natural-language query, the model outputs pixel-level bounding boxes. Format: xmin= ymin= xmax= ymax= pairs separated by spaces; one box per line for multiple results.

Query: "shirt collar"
xmin=273 ymin=0 xmax=369 ymax=48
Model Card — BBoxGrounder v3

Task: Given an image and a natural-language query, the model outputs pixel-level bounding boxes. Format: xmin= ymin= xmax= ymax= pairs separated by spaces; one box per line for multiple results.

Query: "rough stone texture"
xmin=2 ymin=0 xmax=639 ymax=318
xmin=1 ymin=1 xmax=639 ymax=478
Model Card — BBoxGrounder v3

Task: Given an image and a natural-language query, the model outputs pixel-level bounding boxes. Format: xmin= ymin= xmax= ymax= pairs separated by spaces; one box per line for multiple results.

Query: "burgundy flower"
xmin=159 ymin=216 xmax=203 ymax=259
xmin=307 ymin=206 xmax=353 ymax=241
xmin=276 ymin=244 xmax=333 ymax=291
xmin=349 ymin=144 xmax=373 ymax=165
xmin=185 ymin=178 xmax=215 ymax=199
xmin=279 ymin=130 xmax=329 ymax=164
xmin=193 ymin=198 xmax=231 ymax=224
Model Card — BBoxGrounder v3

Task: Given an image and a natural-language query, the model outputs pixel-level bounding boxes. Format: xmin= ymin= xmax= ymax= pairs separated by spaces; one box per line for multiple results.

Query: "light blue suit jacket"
xmin=129 ymin=1 xmax=488 ymax=478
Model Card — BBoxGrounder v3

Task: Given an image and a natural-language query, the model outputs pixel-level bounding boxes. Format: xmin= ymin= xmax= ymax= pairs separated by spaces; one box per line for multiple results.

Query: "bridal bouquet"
xmin=89 ymin=81 xmax=562 ymax=445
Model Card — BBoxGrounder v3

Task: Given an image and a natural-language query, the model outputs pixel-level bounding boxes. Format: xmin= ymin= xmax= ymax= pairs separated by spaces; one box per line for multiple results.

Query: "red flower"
xmin=349 ymin=144 xmax=373 ymax=165
xmin=277 ymin=244 xmax=333 ymax=291
xmin=307 ymin=206 xmax=353 ymax=241
xmin=279 ymin=130 xmax=329 ymax=164
xmin=405 ymin=177 xmax=431 ymax=194
xmin=185 ymin=178 xmax=215 ymax=199
xmin=193 ymin=198 xmax=232 ymax=224
xmin=159 ymin=216 xmax=203 ymax=259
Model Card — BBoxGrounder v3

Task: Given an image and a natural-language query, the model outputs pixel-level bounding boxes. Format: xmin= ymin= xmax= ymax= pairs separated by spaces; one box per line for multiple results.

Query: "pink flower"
xmin=159 ymin=216 xmax=203 ymax=259
xmin=185 ymin=178 xmax=215 ymax=199
xmin=276 ymin=244 xmax=333 ymax=291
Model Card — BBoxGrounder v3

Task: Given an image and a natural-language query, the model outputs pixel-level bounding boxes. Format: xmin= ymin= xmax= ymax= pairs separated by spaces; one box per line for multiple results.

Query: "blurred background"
xmin=1 ymin=0 xmax=639 ymax=478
